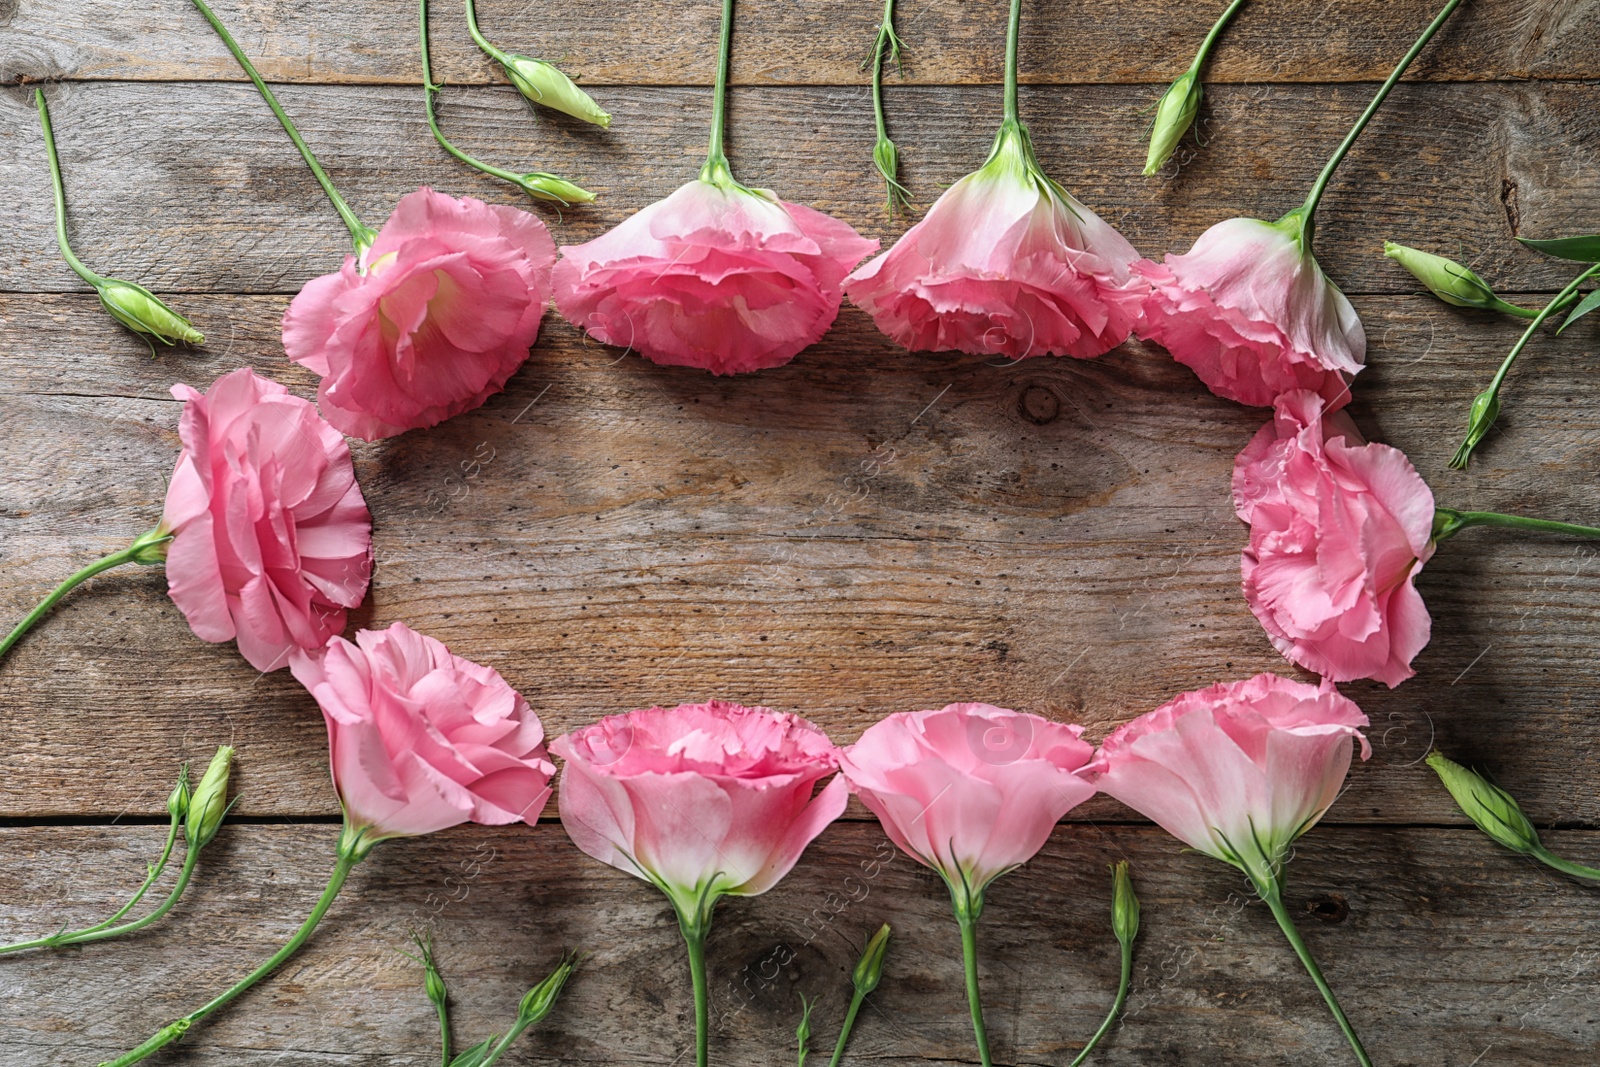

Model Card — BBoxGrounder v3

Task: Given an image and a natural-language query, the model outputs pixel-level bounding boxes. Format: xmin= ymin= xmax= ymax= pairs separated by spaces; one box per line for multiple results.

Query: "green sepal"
xmin=447 ymin=1038 xmax=498 ymax=1067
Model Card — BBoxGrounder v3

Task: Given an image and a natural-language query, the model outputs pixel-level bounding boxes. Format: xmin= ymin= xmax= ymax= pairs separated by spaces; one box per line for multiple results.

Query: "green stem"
xmin=34 ymin=90 xmax=104 ymax=286
xmin=825 ymin=988 xmax=867 ymax=1067
xmin=186 ymin=0 xmax=375 ymax=255
xmin=700 ymin=0 xmax=737 ymax=182
xmin=1067 ymin=930 xmax=1133 ymax=1067
xmin=463 ymin=0 xmax=511 ymax=63
xmin=1532 ymin=846 xmax=1600 ymax=883
xmin=950 ymin=886 xmax=992 ymax=1067
xmin=421 ymin=0 xmax=521 ymax=186
xmin=1190 ymin=0 xmax=1249 ymax=77
xmin=56 ymin=842 xmax=199 ymax=951
xmin=0 ymin=531 xmax=171 ymax=663
xmin=680 ymin=918 xmax=711 ymax=1067
xmin=1434 ymin=507 xmax=1600 ymax=544
xmin=869 ymin=0 xmax=898 ymax=151
xmin=1001 ymin=0 xmax=1023 ymax=125
xmin=97 ymin=847 xmax=362 ymax=1067
xmin=1257 ymin=878 xmax=1373 ymax=1067
xmin=1296 ymin=0 xmax=1465 ymax=250
xmin=0 ymin=815 xmax=182 ymax=954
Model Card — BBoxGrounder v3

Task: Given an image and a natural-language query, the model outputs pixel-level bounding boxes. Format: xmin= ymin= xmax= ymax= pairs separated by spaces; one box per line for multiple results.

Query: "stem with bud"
xmin=0 ymin=527 xmax=171 ymax=664
xmin=1433 ymin=507 xmax=1600 ymax=544
xmin=865 ymin=0 xmax=909 ymax=212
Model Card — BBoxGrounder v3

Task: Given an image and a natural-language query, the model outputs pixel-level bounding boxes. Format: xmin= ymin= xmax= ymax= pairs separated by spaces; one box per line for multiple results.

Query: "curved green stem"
xmin=1449 ymin=262 xmax=1600 ymax=468
xmin=1067 ymin=930 xmax=1133 ymax=1067
xmin=48 ymin=841 xmax=200 ymax=954
xmin=1189 ymin=0 xmax=1249 ymax=78
xmin=1001 ymin=0 xmax=1023 ymax=125
xmin=1256 ymin=877 xmax=1373 ymax=1067
xmin=186 ymin=0 xmax=375 ymax=255
xmin=0 ymin=815 xmax=182 ymax=954
xmin=34 ymin=90 xmax=104 ymax=286
xmin=0 ymin=531 xmax=170 ymax=663
xmin=1532 ymin=846 xmax=1600 ymax=883
xmin=422 ymin=0 xmax=516 ymax=186
xmin=1434 ymin=507 xmax=1600 ymax=544
xmin=700 ymin=0 xmax=737 ymax=182
xmin=949 ymin=883 xmax=992 ymax=1067
xmin=1296 ymin=0 xmax=1465 ymax=250
xmin=98 ymin=846 xmax=362 ymax=1067
xmin=463 ymin=0 xmax=511 ymax=63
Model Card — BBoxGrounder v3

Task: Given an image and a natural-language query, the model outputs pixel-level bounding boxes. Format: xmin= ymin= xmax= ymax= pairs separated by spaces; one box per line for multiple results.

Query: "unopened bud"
xmin=518 ymin=952 xmax=578 ymax=1024
xmin=184 ymin=745 xmax=235 ymax=850
xmin=1450 ymin=386 xmax=1501 ymax=470
xmin=1384 ymin=243 xmax=1536 ymax=318
xmin=515 ymin=172 xmax=596 ymax=205
xmin=795 ymin=992 xmax=815 ymax=1067
xmin=167 ymin=766 xmax=191 ymax=822
xmin=851 ymin=923 xmax=891 ymax=996
xmin=1110 ymin=861 xmax=1140 ymax=946
xmin=97 ymin=279 xmax=204 ymax=346
xmin=1143 ymin=70 xmax=1202 ymax=176
xmin=501 ymin=55 xmax=610 ymax=128
xmin=1426 ymin=750 xmax=1542 ymax=856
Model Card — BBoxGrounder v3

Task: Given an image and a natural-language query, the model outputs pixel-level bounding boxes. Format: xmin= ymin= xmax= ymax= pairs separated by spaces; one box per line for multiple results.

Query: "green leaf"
xmin=448 ymin=1038 xmax=498 ymax=1067
xmin=1518 ymin=234 xmax=1600 ymax=262
xmin=1559 ymin=289 xmax=1600 ymax=334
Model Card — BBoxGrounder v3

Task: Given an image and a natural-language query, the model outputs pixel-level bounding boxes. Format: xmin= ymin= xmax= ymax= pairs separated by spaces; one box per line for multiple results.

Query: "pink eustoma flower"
xmin=1135 ymin=216 xmax=1364 ymax=409
xmin=1087 ymin=674 xmax=1370 ymax=878
xmin=162 ymin=367 xmax=372 ymax=673
xmin=283 ymin=187 xmax=556 ymax=440
xmin=552 ymin=178 xmax=878 ymax=375
xmin=290 ymin=622 xmax=555 ymax=843
xmin=1234 ymin=389 xmax=1436 ymax=687
xmin=839 ymin=702 xmax=1097 ymax=896
xmin=846 ymin=121 xmax=1145 ymax=360
xmin=551 ymin=700 xmax=848 ymax=911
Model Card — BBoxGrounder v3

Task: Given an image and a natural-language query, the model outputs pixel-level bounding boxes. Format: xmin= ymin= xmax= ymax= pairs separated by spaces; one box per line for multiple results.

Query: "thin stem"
xmin=1532 ymin=846 xmax=1600 ymax=883
xmin=1067 ymin=931 xmax=1133 ymax=1067
xmin=421 ymin=0 xmax=521 ymax=186
xmin=952 ymin=893 xmax=992 ymax=1067
xmin=98 ymin=848 xmax=362 ymax=1067
xmin=1190 ymin=0 xmax=1250 ymax=76
xmin=54 ymin=842 xmax=200 ymax=950
xmin=463 ymin=0 xmax=508 ymax=61
xmin=826 ymin=988 xmax=867 ymax=1067
xmin=1001 ymin=0 xmax=1023 ymax=124
xmin=1296 ymin=0 xmax=1465 ymax=249
xmin=34 ymin=90 xmax=103 ymax=286
xmin=0 ymin=538 xmax=166 ymax=662
xmin=186 ymin=0 xmax=374 ymax=254
xmin=1434 ymin=508 xmax=1600 ymax=543
xmin=1258 ymin=880 xmax=1373 ymax=1067
xmin=701 ymin=0 xmax=736 ymax=181
xmin=0 ymin=816 xmax=182 ymax=954
xmin=679 ymin=919 xmax=711 ymax=1067
xmin=436 ymin=998 xmax=452 ymax=1067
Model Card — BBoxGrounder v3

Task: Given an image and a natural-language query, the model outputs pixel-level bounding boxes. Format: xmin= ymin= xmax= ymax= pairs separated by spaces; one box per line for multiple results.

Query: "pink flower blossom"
xmin=283 ymin=188 xmax=556 ymax=440
xmin=1086 ymin=674 xmax=1369 ymax=876
xmin=162 ymin=368 xmax=372 ymax=672
xmin=1135 ymin=216 xmax=1364 ymax=408
xmin=550 ymin=700 xmax=848 ymax=906
xmin=839 ymin=703 xmax=1096 ymax=895
xmin=289 ymin=622 xmax=555 ymax=840
xmin=1234 ymin=390 xmax=1436 ymax=687
xmin=552 ymin=179 xmax=877 ymax=375
xmin=845 ymin=121 xmax=1144 ymax=359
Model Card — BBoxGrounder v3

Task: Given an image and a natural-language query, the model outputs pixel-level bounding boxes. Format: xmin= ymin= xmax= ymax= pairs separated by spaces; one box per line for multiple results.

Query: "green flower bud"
xmin=96 ymin=279 xmax=204 ymax=346
xmin=795 ymin=992 xmax=815 ymax=1067
xmin=1384 ymin=242 xmax=1537 ymax=318
xmin=1110 ymin=861 xmax=1140 ymax=947
xmin=1450 ymin=386 xmax=1501 ymax=469
xmin=167 ymin=765 xmax=191 ymax=822
xmin=851 ymin=923 xmax=891 ymax=996
xmin=1143 ymin=70 xmax=1202 ymax=176
xmin=500 ymin=55 xmax=610 ymax=128
xmin=1426 ymin=750 xmax=1542 ymax=856
xmin=518 ymin=952 xmax=578 ymax=1024
xmin=184 ymin=745 xmax=235 ymax=851
xmin=515 ymin=172 xmax=597 ymax=205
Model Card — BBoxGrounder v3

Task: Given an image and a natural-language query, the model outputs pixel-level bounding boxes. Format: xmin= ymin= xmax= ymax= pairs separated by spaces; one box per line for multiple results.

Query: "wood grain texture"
xmin=4 ymin=79 xmax=1600 ymax=298
xmin=4 ymin=822 xmax=1599 ymax=1066
xmin=3 ymin=0 xmax=1599 ymax=87
xmin=1 ymin=294 xmax=1597 ymax=821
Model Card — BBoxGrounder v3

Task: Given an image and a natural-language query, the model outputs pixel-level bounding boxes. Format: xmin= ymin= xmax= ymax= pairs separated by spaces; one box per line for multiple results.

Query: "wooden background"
xmin=3 ymin=0 xmax=1600 ymax=1063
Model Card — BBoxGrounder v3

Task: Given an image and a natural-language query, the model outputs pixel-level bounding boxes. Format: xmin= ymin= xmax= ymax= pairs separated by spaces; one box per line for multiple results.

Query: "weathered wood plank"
xmin=2 ymin=81 xmax=1599 ymax=297
xmin=4 ymin=0 xmax=1597 ymax=87
xmin=2 ymin=294 xmax=1598 ymax=821
xmin=3 ymin=822 xmax=1598 ymax=1065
